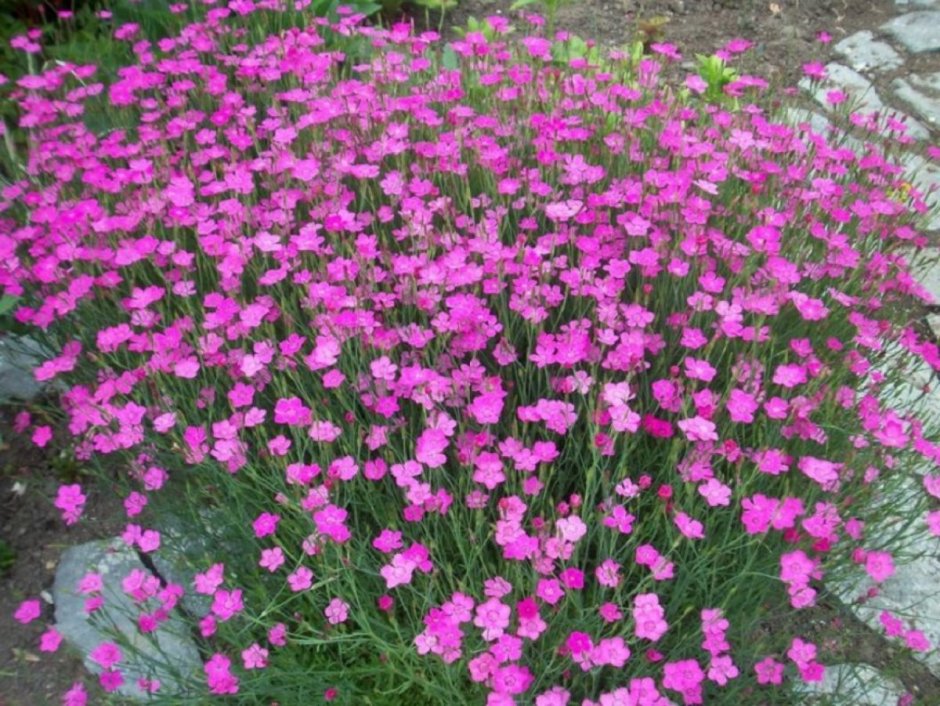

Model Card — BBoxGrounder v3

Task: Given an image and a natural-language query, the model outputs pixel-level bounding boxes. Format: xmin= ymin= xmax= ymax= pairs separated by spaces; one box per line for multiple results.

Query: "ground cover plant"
xmin=2 ymin=1 xmax=940 ymax=704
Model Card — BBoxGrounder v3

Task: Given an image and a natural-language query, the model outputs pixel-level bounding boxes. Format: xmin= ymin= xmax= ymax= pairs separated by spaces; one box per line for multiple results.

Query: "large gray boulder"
xmin=53 ymin=539 xmax=203 ymax=700
xmin=0 ymin=336 xmax=43 ymax=402
xmin=881 ymin=12 xmax=940 ymax=54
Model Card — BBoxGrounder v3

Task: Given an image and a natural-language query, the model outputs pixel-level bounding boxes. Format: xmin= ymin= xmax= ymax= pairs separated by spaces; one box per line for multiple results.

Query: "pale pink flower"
xmin=325 ymin=598 xmax=350 ymax=625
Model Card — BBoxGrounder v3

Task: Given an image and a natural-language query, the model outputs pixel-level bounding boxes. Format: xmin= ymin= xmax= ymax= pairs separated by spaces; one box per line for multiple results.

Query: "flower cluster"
xmin=3 ymin=2 xmax=939 ymax=704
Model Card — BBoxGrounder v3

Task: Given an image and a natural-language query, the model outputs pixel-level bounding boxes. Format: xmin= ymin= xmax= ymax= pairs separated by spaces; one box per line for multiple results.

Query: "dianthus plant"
xmin=3 ymin=3 xmax=940 ymax=705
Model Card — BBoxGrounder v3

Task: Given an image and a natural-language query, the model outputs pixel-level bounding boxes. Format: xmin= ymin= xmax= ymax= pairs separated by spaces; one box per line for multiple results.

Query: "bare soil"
xmin=433 ymin=0 xmax=940 ymax=141
xmin=436 ymin=0 xmax=894 ymax=84
xmin=0 ymin=405 xmax=126 ymax=706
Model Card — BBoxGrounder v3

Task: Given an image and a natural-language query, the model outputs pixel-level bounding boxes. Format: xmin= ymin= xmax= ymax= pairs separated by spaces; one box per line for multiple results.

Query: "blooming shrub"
xmin=3 ymin=2 xmax=940 ymax=704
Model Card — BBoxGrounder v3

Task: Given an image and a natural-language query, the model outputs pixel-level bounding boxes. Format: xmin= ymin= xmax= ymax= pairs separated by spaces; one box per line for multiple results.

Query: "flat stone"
xmin=881 ymin=12 xmax=940 ymax=54
xmin=149 ymin=510 xmax=233 ymax=619
xmin=53 ymin=539 xmax=203 ymax=700
xmin=0 ymin=336 xmax=43 ymax=402
xmin=832 ymin=523 xmax=940 ymax=677
xmin=797 ymin=664 xmax=907 ymax=705
xmin=797 ymin=65 xmax=930 ymax=139
xmin=800 ymin=63 xmax=886 ymax=115
xmin=785 ymin=108 xmax=833 ymax=136
xmin=907 ymin=246 xmax=940 ymax=302
xmin=835 ymin=31 xmax=904 ymax=72
xmin=900 ymin=156 xmax=940 ymax=232
xmin=928 ymin=313 xmax=940 ymax=339
xmin=891 ymin=114 xmax=931 ymax=141
xmin=893 ymin=72 xmax=940 ymax=125
xmin=896 ymin=0 xmax=940 ymax=7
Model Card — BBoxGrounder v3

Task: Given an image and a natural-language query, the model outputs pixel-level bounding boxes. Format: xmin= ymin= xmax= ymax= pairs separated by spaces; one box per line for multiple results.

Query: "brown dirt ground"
xmin=0 ymin=405 xmax=127 ymax=706
xmin=433 ymin=0 xmax=940 ymax=141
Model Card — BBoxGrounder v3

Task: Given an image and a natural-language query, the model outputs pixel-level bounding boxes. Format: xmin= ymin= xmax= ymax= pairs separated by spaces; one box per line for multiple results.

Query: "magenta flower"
xmin=324 ymin=598 xmax=350 ymax=625
xmin=89 ymin=642 xmax=122 ymax=670
xmin=287 ymin=567 xmax=314 ymax=593
xmin=633 ymin=593 xmax=668 ymax=642
xmin=13 ymin=599 xmax=41 ymax=624
xmin=473 ymin=598 xmax=510 ymax=641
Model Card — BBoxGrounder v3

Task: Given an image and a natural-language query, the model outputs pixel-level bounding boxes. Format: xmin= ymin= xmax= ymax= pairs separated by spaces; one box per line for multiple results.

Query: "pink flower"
xmin=633 ymin=593 xmax=668 ymax=642
xmin=274 ymin=397 xmax=311 ymax=426
xmin=598 ymin=602 xmax=623 ymax=623
xmin=535 ymin=687 xmax=571 ymax=706
xmin=726 ymin=389 xmax=758 ymax=423
xmin=536 ymin=578 xmax=564 ymax=605
xmin=754 ymin=656 xmax=784 ymax=685
xmin=675 ymin=512 xmax=705 ymax=539
xmin=165 ymin=175 xmax=194 ymax=207
xmin=287 ymin=566 xmax=314 ymax=592
xmin=772 ymin=363 xmax=807 ymax=388
xmin=380 ymin=554 xmax=416 ymax=589
xmin=802 ymin=62 xmax=827 ymax=80
xmin=14 ymin=599 xmax=41 ymax=624
xmin=194 ymin=563 xmax=224 ymax=595
xmin=684 ymin=357 xmax=716 ymax=382
xmin=473 ymin=598 xmax=510 ymax=641
xmin=905 ymin=629 xmax=930 ymax=652
xmin=798 ymin=456 xmax=841 ymax=491
xmin=211 ymin=589 xmax=244 ymax=621
xmin=662 ymin=659 xmax=705 ymax=704
xmin=325 ymin=598 xmax=350 ymax=625
xmin=39 ymin=627 xmax=63 ymax=652
xmin=741 ymin=494 xmax=778 ymax=535
xmin=89 ymin=642 xmax=122 ymax=670
xmin=678 ymin=416 xmax=718 ymax=442
xmin=32 ymin=425 xmax=53 ymax=448
xmin=491 ymin=664 xmax=534 ymax=695
xmin=54 ymin=484 xmax=86 ymax=525
xmin=595 ymin=559 xmax=621 ymax=588
xmin=268 ymin=622 xmax=287 ymax=646
xmin=416 ymin=428 xmax=448 ymax=468
xmin=927 ymin=510 xmax=940 ymax=537
xmin=469 ymin=390 xmax=505 ymax=425
xmin=559 ymin=567 xmax=584 ymax=590
xmin=594 ymin=636 xmax=631 ymax=668
xmin=252 ymin=512 xmax=280 ymax=538
xmin=240 ymin=643 xmax=268 ymax=670
xmin=204 ymin=653 xmax=239 ymax=695
xmin=707 ymin=655 xmax=739 ymax=685
xmin=698 ymin=478 xmax=731 ymax=507
xmin=378 ymin=595 xmax=395 ymax=612
xmin=62 ymin=682 xmax=88 ymax=706
xmin=259 ymin=547 xmax=285 ymax=572
xmin=865 ymin=551 xmax=895 ymax=583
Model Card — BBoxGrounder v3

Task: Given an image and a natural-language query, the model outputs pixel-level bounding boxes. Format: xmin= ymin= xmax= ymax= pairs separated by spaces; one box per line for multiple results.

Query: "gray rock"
xmin=53 ymin=539 xmax=203 ymax=700
xmin=783 ymin=108 xmax=870 ymax=156
xmin=881 ymin=11 xmax=940 ymax=54
xmin=800 ymin=63 xmax=886 ymax=114
xmin=784 ymin=108 xmax=833 ymax=136
xmin=877 ymin=341 xmax=940 ymax=426
xmin=900 ymin=245 xmax=940 ymax=306
xmin=796 ymin=664 xmax=907 ymax=705
xmin=833 ymin=526 xmax=940 ymax=677
xmin=893 ymin=72 xmax=940 ymax=126
xmin=0 ymin=336 xmax=43 ymax=402
xmin=797 ymin=65 xmax=929 ymax=139
xmin=896 ymin=0 xmax=940 ymax=7
xmin=928 ymin=313 xmax=940 ymax=340
xmin=835 ymin=31 xmax=904 ymax=72
xmin=149 ymin=510 xmax=230 ymax=619
xmin=900 ymin=156 xmax=940 ymax=232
